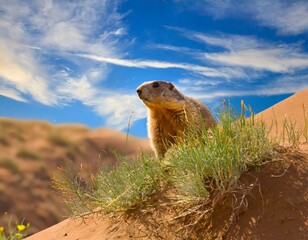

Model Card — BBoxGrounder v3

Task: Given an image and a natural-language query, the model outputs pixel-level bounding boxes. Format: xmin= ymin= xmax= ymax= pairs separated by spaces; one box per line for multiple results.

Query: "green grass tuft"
xmin=55 ymin=104 xmax=275 ymax=215
xmin=303 ymin=103 xmax=308 ymax=143
xmin=0 ymin=136 xmax=9 ymax=146
xmin=54 ymin=154 xmax=164 ymax=215
xmin=165 ymin=106 xmax=272 ymax=204
xmin=93 ymin=154 xmax=164 ymax=212
xmin=0 ymin=158 xmax=19 ymax=174
xmin=48 ymin=134 xmax=71 ymax=147
xmin=16 ymin=148 xmax=40 ymax=160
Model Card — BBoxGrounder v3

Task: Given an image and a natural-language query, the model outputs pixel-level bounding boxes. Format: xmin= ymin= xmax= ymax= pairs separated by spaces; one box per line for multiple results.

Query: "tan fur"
xmin=136 ymin=80 xmax=216 ymax=158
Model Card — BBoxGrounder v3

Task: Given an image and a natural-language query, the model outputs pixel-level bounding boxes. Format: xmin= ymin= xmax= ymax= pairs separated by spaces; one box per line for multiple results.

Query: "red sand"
xmin=26 ymin=89 xmax=308 ymax=240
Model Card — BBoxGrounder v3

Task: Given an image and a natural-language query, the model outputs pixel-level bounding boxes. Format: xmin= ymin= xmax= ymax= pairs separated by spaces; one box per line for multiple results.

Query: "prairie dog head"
xmin=136 ymin=81 xmax=185 ymax=109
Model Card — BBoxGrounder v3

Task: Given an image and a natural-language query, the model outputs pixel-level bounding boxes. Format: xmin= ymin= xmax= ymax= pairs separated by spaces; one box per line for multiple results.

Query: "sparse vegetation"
xmin=282 ymin=118 xmax=301 ymax=147
xmin=269 ymin=103 xmax=308 ymax=146
xmin=0 ymin=136 xmax=9 ymax=146
xmin=0 ymin=123 xmax=9 ymax=146
xmin=303 ymin=103 xmax=308 ymax=143
xmin=0 ymin=214 xmax=30 ymax=240
xmin=48 ymin=133 xmax=71 ymax=147
xmin=0 ymin=158 xmax=19 ymax=174
xmin=16 ymin=148 xmax=40 ymax=160
xmin=53 ymin=98 xmax=308 ymax=239
xmin=65 ymin=145 xmax=83 ymax=162
xmin=0 ymin=120 xmax=24 ymax=142
xmin=54 ymin=154 xmax=164 ymax=215
xmin=54 ymin=103 xmax=276 ymax=234
xmin=165 ymin=104 xmax=272 ymax=204
xmin=0 ymin=93 xmax=305 ymax=238
xmin=0 ymin=118 xmax=158 ymax=235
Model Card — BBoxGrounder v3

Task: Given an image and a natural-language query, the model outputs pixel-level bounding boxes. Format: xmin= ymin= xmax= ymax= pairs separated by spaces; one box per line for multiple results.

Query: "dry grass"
xmin=53 ymin=99 xmax=308 ymax=239
xmin=16 ymin=148 xmax=40 ymax=160
xmin=303 ymin=103 xmax=308 ymax=143
xmin=0 ymin=158 xmax=19 ymax=174
xmin=54 ymin=103 xmax=283 ymax=239
xmin=47 ymin=134 xmax=71 ymax=147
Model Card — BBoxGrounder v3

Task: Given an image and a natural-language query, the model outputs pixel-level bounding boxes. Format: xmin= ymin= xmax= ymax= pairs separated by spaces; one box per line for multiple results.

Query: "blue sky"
xmin=0 ymin=0 xmax=308 ymax=138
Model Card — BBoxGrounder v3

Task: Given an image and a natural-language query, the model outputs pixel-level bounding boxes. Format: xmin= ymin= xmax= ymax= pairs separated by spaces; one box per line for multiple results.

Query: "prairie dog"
xmin=136 ymin=80 xmax=216 ymax=158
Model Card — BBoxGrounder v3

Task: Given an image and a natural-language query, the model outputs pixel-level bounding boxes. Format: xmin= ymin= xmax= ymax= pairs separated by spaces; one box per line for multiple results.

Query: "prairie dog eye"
xmin=152 ymin=82 xmax=160 ymax=88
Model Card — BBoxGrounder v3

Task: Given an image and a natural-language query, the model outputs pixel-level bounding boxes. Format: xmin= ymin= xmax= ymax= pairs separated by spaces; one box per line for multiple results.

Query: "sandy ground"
xmin=26 ymin=217 xmax=113 ymax=240
xmin=0 ymin=120 xmax=151 ymax=234
xmin=25 ymin=88 xmax=308 ymax=239
xmin=257 ymin=88 xmax=308 ymax=143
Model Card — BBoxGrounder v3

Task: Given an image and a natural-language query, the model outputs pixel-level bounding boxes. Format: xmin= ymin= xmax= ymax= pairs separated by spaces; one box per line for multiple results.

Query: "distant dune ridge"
xmin=256 ymin=88 xmax=308 ymax=142
xmin=0 ymin=119 xmax=151 ymax=234
xmin=24 ymin=88 xmax=308 ymax=240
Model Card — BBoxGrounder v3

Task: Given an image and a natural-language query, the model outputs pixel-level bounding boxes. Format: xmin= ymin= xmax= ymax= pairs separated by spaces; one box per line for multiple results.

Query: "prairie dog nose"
xmin=136 ymin=89 xmax=142 ymax=96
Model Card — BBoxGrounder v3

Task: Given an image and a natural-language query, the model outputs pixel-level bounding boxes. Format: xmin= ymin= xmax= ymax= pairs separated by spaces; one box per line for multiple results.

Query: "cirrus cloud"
xmin=177 ymin=0 xmax=308 ymax=35
xmin=0 ymin=0 xmax=140 ymax=129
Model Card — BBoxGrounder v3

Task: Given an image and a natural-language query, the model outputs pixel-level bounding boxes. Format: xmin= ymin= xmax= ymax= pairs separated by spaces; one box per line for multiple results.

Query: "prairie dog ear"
xmin=168 ymin=82 xmax=174 ymax=90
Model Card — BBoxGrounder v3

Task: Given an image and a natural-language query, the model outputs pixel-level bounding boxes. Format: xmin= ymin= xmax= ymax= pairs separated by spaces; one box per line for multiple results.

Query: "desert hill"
xmin=0 ymin=119 xmax=151 ymax=233
xmin=256 ymin=88 xmax=308 ymax=143
xmin=25 ymin=88 xmax=308 ymax=240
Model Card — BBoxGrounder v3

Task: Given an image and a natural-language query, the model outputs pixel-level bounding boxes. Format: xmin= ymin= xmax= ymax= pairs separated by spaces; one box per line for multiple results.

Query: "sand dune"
xmin=256 ymin=88 xmax=308 ymax=142
xmin=26 ymin=89 xmax=308 ymax=239
xmin=0 ymin=119 xmax=151 ymax=234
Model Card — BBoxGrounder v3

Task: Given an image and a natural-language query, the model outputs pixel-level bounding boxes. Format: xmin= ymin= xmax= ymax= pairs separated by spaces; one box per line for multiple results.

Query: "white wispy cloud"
xmin=253 ymin=0 xmax=308 ymax=35
xmin=27 ymin=0 xmax=124 ymax=56
xmin=192 ymin=33 xmax=264 ymax=51
xmin=150 ymin=43 xmax=200 ymax=54
xmin=177 ymin=0 xmax=308 ymax=35
xmin=0 ymin=0 xmax=122 ymax=103
xmin=163 ymin=27 xmax=308 ymax=101
xmin=179 ymin=74 xmax=308 ymax=101
xmin=0 ymin=38 xmax=58 ymax=105
xmin=0 ymin=0 xmax=142 ymax=130
xmin=204 ymin=48 xmax=308 ymax=73
xmin=0 ymin=86 xmax=27 ymax=103
xmin=1 ymin=0 xmax=307 ymax=131
xmin=170 ymin=28 xmax=308 ymax=73
xmin=77 ymin=53 xmax=246 ymax=79
xmin=57 ymin=76 xmax=146 ymax=129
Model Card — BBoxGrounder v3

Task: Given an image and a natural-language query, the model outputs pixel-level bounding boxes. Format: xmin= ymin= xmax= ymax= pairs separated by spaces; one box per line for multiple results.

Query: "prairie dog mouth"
xmin=141 ymin=97 xmax=150 ymax=102
xmin=137 ymin=93 xmax=149 ymax=101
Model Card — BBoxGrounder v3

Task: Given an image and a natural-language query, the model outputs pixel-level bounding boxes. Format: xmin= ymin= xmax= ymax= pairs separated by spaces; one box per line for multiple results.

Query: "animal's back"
xmin=186 ymin=96 xmax=216 ymax=129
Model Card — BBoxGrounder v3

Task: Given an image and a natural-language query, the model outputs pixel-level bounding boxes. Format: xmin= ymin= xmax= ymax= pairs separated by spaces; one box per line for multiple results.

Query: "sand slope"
xmin=256 ymin=88 xmax=308 ymax=142
xmin=26 ymin=89 xmax=308 ymax=240
xmin=25 ymin=217 xmax=113 ymax=240
xmin=0 ymin=119 xmax=151 ymax=234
